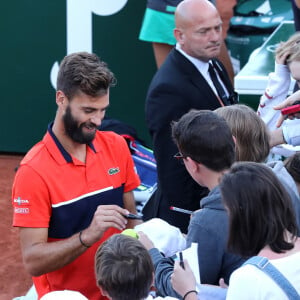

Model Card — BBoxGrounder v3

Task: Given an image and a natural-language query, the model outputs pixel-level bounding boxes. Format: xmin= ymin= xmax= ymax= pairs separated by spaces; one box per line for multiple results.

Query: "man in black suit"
xmin=144 ymin=0 xmax=238 ymax=233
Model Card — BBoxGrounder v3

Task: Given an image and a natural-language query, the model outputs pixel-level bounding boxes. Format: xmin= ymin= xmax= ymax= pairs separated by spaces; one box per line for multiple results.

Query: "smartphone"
xmin=124 ymin=213 xmax=143 ymax=220
xmin=281 ymin=104 xmax=300 ymax=115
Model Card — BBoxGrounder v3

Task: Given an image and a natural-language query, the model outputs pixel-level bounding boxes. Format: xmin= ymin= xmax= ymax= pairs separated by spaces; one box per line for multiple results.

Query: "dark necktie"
xmin=208 ymin=62 xmax=229 ymax=106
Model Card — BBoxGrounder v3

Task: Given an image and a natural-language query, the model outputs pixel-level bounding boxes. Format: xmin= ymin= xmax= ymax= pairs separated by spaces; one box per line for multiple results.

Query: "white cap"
xmin=40 ymin=290 xmax=88 ymax=300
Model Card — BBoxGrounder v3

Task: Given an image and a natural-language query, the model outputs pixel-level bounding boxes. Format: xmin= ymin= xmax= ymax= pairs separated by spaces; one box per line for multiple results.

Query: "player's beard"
xmin=63 ymin=105 xmax=97 ymax=144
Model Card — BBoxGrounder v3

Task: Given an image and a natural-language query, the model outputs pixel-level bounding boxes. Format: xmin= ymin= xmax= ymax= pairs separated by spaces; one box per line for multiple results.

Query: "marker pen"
xmin=124 ymin=213 xmax=143 ymax=220
xmin=179 ymin=251 xmax=185 ymax=269
xmin=170 ymin=206 xmax=193 ymax=215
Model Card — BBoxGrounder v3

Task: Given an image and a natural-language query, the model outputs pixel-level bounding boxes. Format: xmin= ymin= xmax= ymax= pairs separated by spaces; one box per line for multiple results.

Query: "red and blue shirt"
xmin=12 ymin=125 xmax=140 ymax=299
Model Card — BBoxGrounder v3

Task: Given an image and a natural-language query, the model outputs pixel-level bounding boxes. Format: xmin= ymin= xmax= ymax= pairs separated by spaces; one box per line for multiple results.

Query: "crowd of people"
xmin=11 ymin=0 xmax=300 ymax=299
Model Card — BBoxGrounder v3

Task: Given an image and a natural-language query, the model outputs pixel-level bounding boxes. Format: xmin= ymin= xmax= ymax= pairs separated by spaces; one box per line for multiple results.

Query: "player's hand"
xmin=83 ymin=205 xmax=129 ymax=245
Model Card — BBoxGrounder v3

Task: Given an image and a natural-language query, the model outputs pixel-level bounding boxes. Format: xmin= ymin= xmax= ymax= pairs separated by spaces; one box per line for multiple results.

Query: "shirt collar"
xmin=47 ymin=122 xmax=96 ymax=163
xmin=176 ymin=43 xmax=210 ymax=75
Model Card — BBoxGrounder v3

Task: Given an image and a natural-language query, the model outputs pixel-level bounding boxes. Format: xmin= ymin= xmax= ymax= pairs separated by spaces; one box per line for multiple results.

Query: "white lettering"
xmin=14 ymin=207 xmax=30 ymax=214
xmin=50 ymin=0 xmax=128 ymax=89
xmin=91 ymin=0 xmax=128 ymax=16
xmin=13 ymin=197 xmax=29 ymax=205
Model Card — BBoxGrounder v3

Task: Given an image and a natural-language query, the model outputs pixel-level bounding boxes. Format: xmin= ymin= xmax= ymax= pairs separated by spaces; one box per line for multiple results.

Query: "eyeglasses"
xmin=174 ymin=152 xmax=186 ymax=164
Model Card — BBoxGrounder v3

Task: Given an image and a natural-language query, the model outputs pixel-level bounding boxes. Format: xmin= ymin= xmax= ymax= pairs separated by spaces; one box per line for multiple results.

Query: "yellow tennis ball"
xmin=121 ymin=229 xmax=139 ymax=239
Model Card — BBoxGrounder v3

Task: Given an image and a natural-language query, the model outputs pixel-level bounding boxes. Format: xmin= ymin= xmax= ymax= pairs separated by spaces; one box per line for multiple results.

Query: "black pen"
xmin=179 ymin=251 xmax=185 ymax=269
xmin=124 ymin=213 xmax=143 ymax=220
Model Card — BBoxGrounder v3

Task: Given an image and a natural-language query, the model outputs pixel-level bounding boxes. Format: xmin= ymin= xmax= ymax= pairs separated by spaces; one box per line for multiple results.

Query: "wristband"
xmin=183 ymin=290 xmax=198 ymax=300
xmin=79 ymin=231 xmax=91 ymax=248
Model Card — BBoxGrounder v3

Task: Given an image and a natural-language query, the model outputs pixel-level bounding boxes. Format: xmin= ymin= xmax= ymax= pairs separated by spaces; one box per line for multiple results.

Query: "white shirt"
xmin=175 ymin=43 xmax=229 ymax=98
xmin=145 ymin=295 xmax=178 ymax=300
xmin=226 ymin=252 xmax=300 ymax=300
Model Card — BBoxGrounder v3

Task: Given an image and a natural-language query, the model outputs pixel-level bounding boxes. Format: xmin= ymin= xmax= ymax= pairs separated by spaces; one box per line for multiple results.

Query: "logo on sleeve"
xmin=13 ymin=197 xmax=30 ymax=214
xmin=108 ymin=167 xmax=120 ymax=175
xmin=14 ymin=207 xmax=30 ymax=214
xmin=14 ymin=197 xmax=30 ymax=206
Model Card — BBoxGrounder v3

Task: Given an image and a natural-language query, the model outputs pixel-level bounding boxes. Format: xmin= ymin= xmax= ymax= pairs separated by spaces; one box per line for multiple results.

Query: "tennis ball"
xmin=121 ymin=229 xmax=139 ymax=239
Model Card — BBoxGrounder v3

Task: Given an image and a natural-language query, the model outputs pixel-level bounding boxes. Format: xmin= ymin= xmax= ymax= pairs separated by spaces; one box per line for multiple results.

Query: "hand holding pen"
xmin=124 ymin=213 xmax=143 ymax=220
xmin=171 ymin=259 xmax=197 ymax=299
xmin=179 ymin=251 xmax=185 ymax=269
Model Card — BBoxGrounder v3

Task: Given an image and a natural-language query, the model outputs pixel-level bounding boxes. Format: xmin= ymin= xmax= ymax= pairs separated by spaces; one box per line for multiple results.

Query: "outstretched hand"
xmin=273 ymin=90 xmax=300 ymax=127
xmin=137 ymin=231 xmax=155 ymax=250
xmin=219 ymin=278 xmax=228 ymax=289
xmin=171 ymin=260 xmax=197 ymax=298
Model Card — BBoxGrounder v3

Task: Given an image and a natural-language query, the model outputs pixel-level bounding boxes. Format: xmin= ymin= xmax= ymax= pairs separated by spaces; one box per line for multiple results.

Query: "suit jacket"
xmin=144 ymin=48 xmax=237 ymax=233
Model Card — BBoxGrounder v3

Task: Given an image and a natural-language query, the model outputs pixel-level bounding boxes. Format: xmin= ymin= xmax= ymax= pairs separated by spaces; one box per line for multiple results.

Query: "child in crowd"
xmin=95 ymin=233 xmax=178 ymax=300
xmin=171 ymin=162 xmax=300 ymax=299
xmin=258 ymin=32 xmax=300 ymax=150
xmin=215 ymin=104 xmax=300 ymax=234
xmin=139 ymin=110 xmax=244 ymax=298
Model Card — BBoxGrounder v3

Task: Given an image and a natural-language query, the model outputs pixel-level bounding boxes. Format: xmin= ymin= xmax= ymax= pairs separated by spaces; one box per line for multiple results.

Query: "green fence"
xmin=227 ymin=0 xmax=293 ymax=73
xmin=1 ymin=0 xmax=155 ymax=153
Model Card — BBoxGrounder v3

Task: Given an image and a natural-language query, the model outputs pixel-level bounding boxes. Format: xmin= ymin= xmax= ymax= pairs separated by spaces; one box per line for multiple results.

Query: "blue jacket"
xmin=149 ymin=187 xmax=245 ymax=297
xmin=186 ymin=187 xmax=245 ymax=284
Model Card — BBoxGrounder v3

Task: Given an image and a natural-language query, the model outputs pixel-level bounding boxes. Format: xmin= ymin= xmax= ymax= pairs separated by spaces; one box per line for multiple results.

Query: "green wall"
xmin=1 ymin=1 xmax=155 ymax=153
